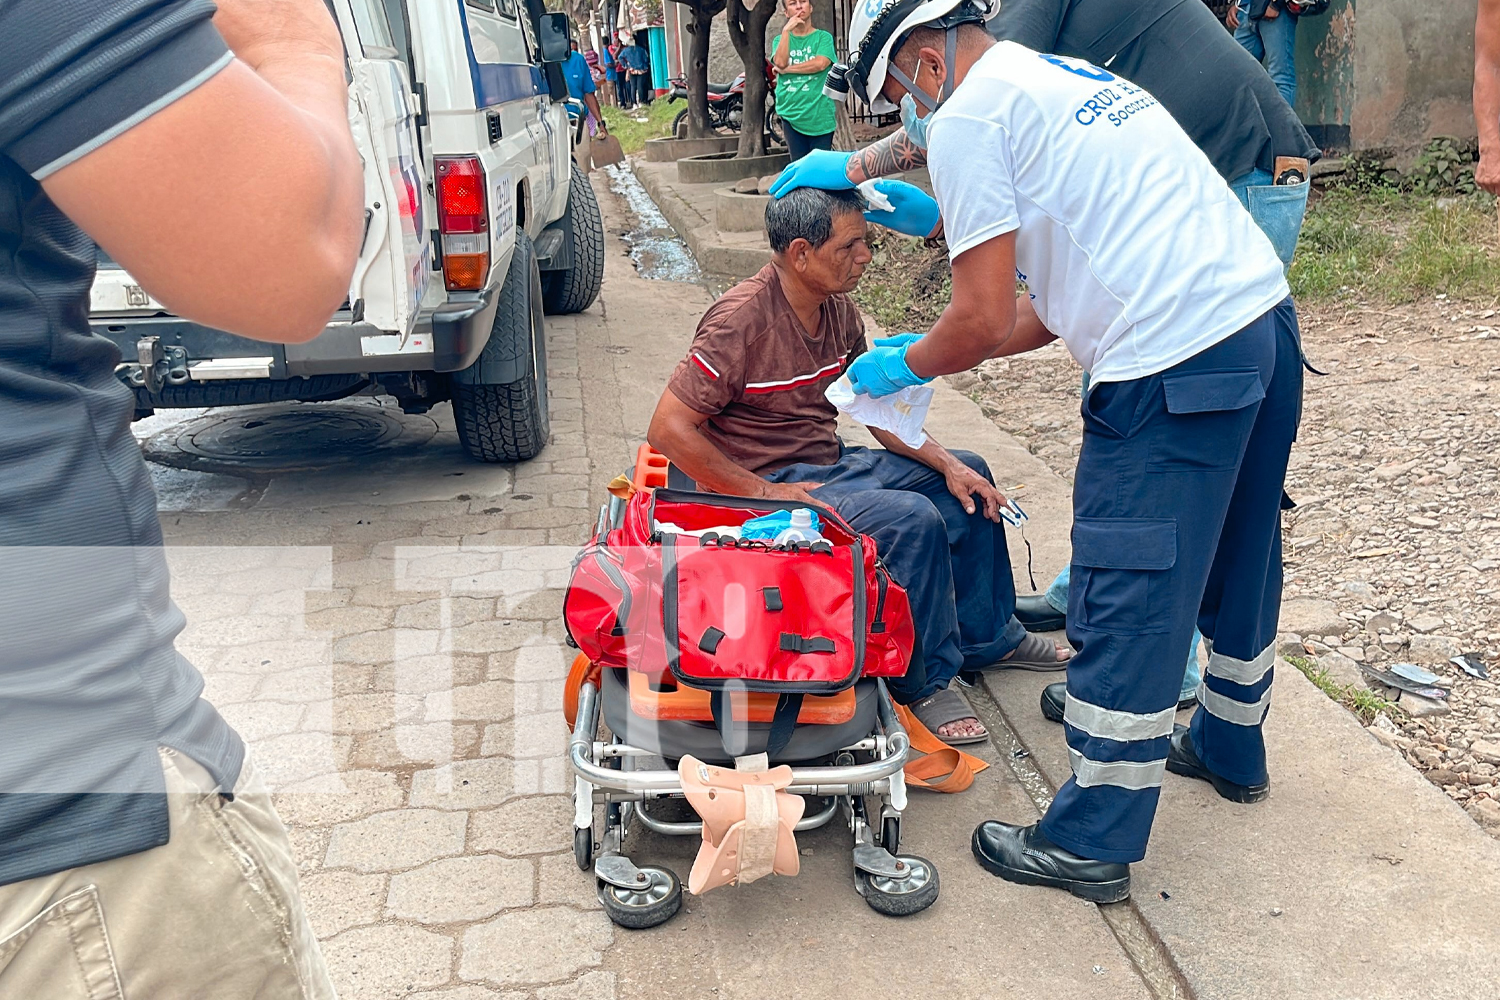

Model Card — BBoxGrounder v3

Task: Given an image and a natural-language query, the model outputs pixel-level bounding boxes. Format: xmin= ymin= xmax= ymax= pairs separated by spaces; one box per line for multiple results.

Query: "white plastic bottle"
xmin=774 ymin=508 xmax=823 ymax=546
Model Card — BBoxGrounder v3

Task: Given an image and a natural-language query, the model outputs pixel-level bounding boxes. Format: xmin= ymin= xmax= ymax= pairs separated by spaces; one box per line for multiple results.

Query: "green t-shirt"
xmin=772 ymin=28 xmax=837 ymax=136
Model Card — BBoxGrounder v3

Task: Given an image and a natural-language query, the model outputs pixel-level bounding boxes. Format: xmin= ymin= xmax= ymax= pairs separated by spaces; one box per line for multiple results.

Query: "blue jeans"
xmin=1230 ymin=167 xmax=1309 ymax=269
xmin=767 ymin=446 xmax=1028 ymax=703
xmin=1234 ymin=3 xmax=1298 ymax=108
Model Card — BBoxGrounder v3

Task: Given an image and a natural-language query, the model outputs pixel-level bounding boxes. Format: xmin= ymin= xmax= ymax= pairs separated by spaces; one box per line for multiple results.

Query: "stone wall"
xmin=1296 ymin=0 xmax=1479 ymax=160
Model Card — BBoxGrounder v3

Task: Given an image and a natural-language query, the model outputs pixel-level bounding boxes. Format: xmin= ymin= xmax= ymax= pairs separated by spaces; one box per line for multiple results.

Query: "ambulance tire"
xmin=541 ymin=163 xmax=604 ymax=315
xmin=452 ymin=232 xmax=550 ymax=463
xmin=861 ymin=855 xmax=939 ymax=917
xmin=598 ymin=866 xmax=683 ymax=929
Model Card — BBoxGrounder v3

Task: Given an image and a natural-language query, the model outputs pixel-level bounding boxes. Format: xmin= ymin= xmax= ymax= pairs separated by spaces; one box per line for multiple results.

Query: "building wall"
xmin=1297 ymin=0 xmax=1479 ymax=160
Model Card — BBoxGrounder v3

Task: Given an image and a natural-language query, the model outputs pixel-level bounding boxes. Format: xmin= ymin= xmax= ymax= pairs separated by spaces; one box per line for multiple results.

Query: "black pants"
xmin=634 ymin=74 xmax=653 ymax=105
xmin=781 ymin=121 xmax=833 ymax=161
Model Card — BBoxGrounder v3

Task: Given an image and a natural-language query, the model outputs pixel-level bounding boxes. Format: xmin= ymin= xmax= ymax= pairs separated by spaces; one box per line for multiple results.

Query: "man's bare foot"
xmin=937 ymin=717 xmax=986 ymax=739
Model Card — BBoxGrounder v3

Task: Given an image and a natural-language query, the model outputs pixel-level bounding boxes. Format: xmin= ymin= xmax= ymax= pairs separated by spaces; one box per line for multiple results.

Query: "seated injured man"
xmin=648 ymin=186 xmax=1070 ymax=744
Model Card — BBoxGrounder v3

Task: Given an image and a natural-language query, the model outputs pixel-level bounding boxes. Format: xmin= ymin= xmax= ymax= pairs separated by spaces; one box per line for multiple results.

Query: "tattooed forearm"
xmin=845 ymin=129 xmax=929 ymax=183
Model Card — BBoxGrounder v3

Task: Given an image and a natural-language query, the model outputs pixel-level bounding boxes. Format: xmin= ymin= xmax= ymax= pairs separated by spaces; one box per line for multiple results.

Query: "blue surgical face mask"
xmin=899 ymin=92 xmax=935 ymax=149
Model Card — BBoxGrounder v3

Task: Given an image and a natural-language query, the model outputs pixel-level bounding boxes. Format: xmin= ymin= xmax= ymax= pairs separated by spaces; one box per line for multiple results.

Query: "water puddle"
xmin=603 ymin=163 xmax=703 ymax=284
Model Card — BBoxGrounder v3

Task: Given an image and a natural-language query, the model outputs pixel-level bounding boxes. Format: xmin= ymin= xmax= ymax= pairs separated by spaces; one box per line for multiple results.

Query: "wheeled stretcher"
xmin=562 ymin=446 xmax=940 ymax=929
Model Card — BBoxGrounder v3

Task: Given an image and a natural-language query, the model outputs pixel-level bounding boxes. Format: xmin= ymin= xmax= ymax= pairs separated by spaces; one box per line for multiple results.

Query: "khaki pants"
xmin=0 ymin=749 xmax=335 ymax=1000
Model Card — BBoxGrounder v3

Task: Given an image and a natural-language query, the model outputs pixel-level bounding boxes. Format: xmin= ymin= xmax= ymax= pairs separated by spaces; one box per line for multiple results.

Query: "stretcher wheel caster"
xmin=574 ymin=827 xmax=594 ymax=871
xmin=860 ymin=855 xmax=939 ymax=917
xmin=881 ymin=816 xmax=901 ymax=857
xmin=598 ymin=866 xmax=682 ymax=929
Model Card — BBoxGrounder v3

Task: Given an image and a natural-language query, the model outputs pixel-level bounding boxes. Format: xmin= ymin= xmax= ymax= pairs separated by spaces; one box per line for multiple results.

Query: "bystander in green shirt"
xmin=772 ymin=28 xmax=837 ymax=136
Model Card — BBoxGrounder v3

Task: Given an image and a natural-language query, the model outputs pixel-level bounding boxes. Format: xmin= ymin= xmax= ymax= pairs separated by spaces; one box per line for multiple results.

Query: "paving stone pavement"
xmin=152 ymin=172 xmax=1158 ymax=1000
xmin=149 ymin=174 xmax=650 ymax=1000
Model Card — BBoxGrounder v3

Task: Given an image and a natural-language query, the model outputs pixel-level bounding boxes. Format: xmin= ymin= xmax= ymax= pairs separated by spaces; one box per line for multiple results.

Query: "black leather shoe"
xmin=1042 ymin=683 xmax=1198 ymax=724
xmin=1166 ymin=724 xmax=1269 ymax=803
xmin=972 ymin=820 xmax=1130 ymax=903
xmin=1014 ymin=595 xmax=1066 ymax=633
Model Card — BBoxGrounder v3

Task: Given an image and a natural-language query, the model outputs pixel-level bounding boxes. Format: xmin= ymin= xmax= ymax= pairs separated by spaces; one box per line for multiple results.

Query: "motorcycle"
xmin=667 ymin=62 xmax=782 ymax=146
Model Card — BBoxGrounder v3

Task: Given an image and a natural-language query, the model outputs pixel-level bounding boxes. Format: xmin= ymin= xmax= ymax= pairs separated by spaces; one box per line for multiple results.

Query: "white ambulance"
xmin=90 ymin=0 xmax=604 ymax=462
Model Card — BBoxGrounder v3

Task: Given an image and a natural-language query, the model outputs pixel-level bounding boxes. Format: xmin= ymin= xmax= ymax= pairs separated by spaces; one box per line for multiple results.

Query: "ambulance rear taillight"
xmin=435 ymin=156 xmax=489 ymax=291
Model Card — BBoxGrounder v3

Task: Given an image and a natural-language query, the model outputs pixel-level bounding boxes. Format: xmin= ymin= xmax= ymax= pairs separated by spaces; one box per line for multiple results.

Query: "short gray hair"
xmin=765 ymin=186 xmax=865 ymax=254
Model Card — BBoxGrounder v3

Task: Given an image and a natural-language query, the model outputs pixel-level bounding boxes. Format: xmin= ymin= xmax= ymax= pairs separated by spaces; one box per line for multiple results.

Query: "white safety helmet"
xmin=825 ymin=0 xmax=998 ymax=115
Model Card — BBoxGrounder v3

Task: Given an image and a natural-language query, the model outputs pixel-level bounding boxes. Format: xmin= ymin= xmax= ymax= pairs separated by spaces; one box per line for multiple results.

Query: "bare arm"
xmin=583 ymin=91 xmax=606 ymax=130
xmin=647 ymin=389 xmax=829 ymax=506
xmin=904 ymin=232 xmax=1054 ymax=381
xmin=867 ymin=427 xmax=1007 ymax=520
xmin=780 ymin=55 xmax=833 ymax=74
xmin=41 ymin=0 xmax=363 ymax=344
xmin=1477 ymin=0 xmax=1500 ymax=193
xmin=773 ymin=28 xmax=794 ymax=69
xmin=844 ymin=128 xmax=929 ymax=184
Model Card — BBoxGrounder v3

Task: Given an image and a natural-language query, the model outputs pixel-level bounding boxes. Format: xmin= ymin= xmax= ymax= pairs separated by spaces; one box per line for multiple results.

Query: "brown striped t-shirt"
xmin=667 ymin=263 xmax=866 ymax=476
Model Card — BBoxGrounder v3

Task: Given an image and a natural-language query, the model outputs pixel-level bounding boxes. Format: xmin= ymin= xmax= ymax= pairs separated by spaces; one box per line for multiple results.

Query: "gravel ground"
xmin=960 ymin=298 xmax=1500 ymax=837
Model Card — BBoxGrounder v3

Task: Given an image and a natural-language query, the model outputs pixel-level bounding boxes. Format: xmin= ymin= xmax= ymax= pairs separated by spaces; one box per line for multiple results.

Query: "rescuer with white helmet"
xmin=777 ymin=0 xmax=1304 ymax=904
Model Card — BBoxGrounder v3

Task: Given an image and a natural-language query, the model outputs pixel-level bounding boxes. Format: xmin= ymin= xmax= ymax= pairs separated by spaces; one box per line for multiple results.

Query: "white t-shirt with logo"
xmin=926 ymin=41 xmax=1290 ymax=384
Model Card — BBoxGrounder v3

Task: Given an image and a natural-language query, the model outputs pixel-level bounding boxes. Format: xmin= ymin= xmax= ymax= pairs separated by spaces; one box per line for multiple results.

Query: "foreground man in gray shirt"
xmin=0 ymin=0 xmax=363 ymax=996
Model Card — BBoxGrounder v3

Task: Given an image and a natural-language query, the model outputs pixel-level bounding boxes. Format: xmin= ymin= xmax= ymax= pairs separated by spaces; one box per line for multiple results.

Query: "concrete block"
xmin=642 ymin=135 xmax=738 ymax=161
xmin=469 ymin=795 xmax=573 ymax=856
xmin=715 ymin=186 xmax=770 ymax=232
xmin=324 ymin=808 xmax=467 ymax=872
xmin=459 ymin=908 xmax=613 ymax=986
xmin=298 ymin=870 xmax=386 ymax=938
xmin=409 ymin=757 xmax=517 ymax=809
xmin=272 ymin=769 xmax=406 ymax=827
xmin=321 ymin=924 xmax=454 ymax=1000
xmin=676 ymin=150 xmax=789 ymax=185
xmin=386 ymin=855 xmax=534 ymax=923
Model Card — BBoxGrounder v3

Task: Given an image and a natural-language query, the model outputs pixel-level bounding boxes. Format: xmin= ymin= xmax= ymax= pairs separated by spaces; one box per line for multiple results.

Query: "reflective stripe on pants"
xmin=1039 ymin=297 xmax=1303 ymax=865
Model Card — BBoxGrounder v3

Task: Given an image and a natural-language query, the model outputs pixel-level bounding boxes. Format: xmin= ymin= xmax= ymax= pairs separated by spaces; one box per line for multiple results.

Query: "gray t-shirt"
xmin=0 ymin=0 xmax=242 ymax=885
xmin=990 ymin=0 xmax=1320 ymax=184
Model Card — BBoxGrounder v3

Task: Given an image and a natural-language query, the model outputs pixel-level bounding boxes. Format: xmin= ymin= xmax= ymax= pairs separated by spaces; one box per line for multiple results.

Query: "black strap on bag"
xmin=710 ymin=689 xmax=805 ymax=760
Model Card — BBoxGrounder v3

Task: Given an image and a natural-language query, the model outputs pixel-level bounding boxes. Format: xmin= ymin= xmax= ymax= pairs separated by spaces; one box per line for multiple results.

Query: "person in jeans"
xmin=0 ymin=0 xmax=364 ymax=995
xmin=649 ymin=187 xmax=1071 ymax=746
xmin=771 ymin=0 xmax=839 ymax=160
xmin=1229 ymin=0 xmax=1298 ymax=110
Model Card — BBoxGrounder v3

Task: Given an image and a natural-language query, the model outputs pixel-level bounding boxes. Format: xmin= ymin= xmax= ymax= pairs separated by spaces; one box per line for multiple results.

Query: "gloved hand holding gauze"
xmin=825 ymin=373 xmax=933 ymax=448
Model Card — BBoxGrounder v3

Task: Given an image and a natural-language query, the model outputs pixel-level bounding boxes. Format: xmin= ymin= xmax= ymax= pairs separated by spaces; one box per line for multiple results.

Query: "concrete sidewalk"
xmin=617 ymin=155 xmax=1500 ymax=999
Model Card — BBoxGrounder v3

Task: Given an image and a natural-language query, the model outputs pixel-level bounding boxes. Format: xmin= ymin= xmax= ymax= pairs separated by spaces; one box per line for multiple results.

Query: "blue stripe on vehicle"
xmin=455 ymin=0 xmax=545 ymax=107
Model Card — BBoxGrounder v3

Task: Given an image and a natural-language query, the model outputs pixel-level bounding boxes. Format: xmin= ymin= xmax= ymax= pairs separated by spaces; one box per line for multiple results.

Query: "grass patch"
xmin=1286 ymin=654 xmax=1405 ymax=724
xmin=1289 ymin=187 xmax=1500 ymax=304
xmin=601 ymin=101 xmax=682 ymax=155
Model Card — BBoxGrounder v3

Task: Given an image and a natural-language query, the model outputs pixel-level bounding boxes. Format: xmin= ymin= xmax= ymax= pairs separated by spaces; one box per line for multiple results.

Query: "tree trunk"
xmin=726 ymin=0 xmax=774 ymax=158
xmin=684 ymin=2 xmax=718 ymax=137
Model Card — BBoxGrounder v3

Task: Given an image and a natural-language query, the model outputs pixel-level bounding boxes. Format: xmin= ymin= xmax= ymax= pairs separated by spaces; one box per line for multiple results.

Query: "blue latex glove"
xmin=862 ymin=179 xmax=940 ymax=238
xmin=768 ymin=149 xmax=856 ymax=197
xmin=872 ymin=332 xmax=923 ymax=349
xmin=847 ymin=342 xmax=931 ymax=399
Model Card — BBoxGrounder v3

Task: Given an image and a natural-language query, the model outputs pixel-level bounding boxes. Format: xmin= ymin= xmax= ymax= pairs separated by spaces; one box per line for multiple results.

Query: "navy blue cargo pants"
xmin=767 ymin=446 xmax=1028 ymax=704
xmin=1039 ymin=298 xmax=1303 ymax=864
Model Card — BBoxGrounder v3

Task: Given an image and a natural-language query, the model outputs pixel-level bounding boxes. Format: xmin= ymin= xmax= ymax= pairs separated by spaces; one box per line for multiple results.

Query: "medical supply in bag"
xmin=773 ymin=508 xmax=823 ymax=546
xmin=655 ymin=520 xmax=743 ymax=539
xmin=825 ymin=373 xmax=932 ymax=448
xmin=741 ymin=508 xmax=822 ymax=542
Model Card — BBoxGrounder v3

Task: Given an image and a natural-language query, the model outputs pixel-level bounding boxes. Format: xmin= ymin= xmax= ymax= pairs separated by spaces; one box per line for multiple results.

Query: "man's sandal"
xmin=909 ymin=686 xmax=989 ymax=746
xmin=993 ymin=631 xmax=1072 ymax=672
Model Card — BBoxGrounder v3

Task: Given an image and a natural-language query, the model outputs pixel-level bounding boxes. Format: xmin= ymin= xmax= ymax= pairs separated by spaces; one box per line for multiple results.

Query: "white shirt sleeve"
xmin=928 ymin=113 xmax=1021 ymax=260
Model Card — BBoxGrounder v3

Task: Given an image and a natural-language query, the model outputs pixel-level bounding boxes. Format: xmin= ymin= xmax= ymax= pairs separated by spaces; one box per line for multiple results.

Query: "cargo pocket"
xmin=1148 ymin=369 xmax=1266 ymax=471
xmin=0 ymin=885 xmax=123 ymax=999
xmin=1069 ymin=517 xmax=1177 ymax=636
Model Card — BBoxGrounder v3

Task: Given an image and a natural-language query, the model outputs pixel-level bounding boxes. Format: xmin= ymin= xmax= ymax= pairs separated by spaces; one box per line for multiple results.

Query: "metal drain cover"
xmin=147 ymin=401 xmax=437 ymax=473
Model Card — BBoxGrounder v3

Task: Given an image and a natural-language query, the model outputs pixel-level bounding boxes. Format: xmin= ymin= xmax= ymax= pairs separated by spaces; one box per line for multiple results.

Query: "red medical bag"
xmin=565 ymin=488 xmax=914 ymax=693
